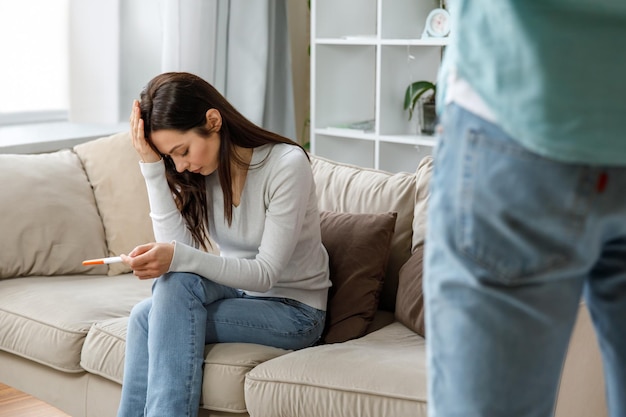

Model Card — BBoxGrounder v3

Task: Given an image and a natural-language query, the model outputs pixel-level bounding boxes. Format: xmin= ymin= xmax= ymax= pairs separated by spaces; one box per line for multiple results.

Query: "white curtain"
xmin=159 ymin=0 xmax=218 ymax=83
xmin=69 ymin=0 xmax=296 ymax=140
xmin=159 ymin=0 xmax=296 ymax=139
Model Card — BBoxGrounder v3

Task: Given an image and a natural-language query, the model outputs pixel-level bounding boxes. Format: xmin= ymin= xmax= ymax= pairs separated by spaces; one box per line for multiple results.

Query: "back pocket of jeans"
xmin=455 ymin=129 xmax=585 ymax=284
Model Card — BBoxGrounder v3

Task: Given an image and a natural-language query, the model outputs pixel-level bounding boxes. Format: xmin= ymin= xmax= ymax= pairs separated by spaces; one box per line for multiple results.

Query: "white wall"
xmin=69 ymin=0 xmax=121 ymax=123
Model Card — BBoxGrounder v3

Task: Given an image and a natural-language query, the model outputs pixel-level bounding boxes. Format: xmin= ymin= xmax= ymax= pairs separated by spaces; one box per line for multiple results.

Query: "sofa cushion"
xmin=245 ymin=321 xmax=427 ymax=417
xmin=0 ymin=274 xmax=152 ymax=372
xmin=320 ymin=211 xmax=396 ymax=343
xmin=395 ymin=245 xmax=426 ymax=336
xmin=0 ymin=150 xmax=108 ymax=278
xmin=81 ymin=317 xmax=129 ymax=383
xmin=412 ymin=156 xmax=433 ymax=250
xmin=74 ymin=132 xmax=155 ymax=276
xmin=311 ymin=155 xmax=417 ymax=311
xmin=201 ymin=343 xmax=289 ymax=413
xmin=81 ymin=317 xmax=289 ymax=414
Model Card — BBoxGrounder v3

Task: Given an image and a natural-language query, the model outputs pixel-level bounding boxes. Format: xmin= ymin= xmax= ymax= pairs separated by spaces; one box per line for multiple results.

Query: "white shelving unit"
xmin=310 ymin=0 xmax=447 ymax=173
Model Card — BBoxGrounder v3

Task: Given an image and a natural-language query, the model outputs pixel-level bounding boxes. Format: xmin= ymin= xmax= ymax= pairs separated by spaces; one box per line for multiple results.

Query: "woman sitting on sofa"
xmin=117 ymin=72 xmax=331 ymax=417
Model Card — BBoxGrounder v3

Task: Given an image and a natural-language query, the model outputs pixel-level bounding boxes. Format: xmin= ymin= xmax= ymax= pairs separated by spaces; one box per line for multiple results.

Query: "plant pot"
xmin=419 ymin=101 xmax=437 ymax=135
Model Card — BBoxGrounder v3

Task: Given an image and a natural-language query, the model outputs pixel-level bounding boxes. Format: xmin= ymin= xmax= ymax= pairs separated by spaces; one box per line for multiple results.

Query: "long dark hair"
xmin=139 ymin=72 xmax=307 ymax=250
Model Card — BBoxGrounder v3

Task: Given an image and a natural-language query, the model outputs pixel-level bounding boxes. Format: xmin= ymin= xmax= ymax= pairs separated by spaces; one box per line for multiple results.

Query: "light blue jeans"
xmin=117 ymin=272 xmax=325 ymax=417
xmin=424 ymin=103 xmax=626 ymax=417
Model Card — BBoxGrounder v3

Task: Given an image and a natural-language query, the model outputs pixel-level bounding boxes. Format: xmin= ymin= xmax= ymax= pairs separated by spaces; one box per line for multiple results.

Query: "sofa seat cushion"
xmin=81 ymin=318 xmax=288 ymax=414
xmin=0 ymin=274 xmax=152 ymax=372
xmin=201 ymin=343 xmax=290 ymax=413
xmin=81 ymin=317 xmax=129 ymax=383
xmin=244 ymin=322 xmax=427 ymax=417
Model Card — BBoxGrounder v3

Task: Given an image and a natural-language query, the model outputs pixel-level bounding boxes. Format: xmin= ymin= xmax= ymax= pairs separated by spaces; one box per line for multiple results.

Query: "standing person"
xmin=424 ymin=2 xmax=626 ymax=416
xmin=117 ymin=72 xmax=331 ymax=417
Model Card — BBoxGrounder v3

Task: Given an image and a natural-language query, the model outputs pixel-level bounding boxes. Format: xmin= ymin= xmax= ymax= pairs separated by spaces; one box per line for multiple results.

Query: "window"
xmin=0 ymin=0 xmax=69 ymax=125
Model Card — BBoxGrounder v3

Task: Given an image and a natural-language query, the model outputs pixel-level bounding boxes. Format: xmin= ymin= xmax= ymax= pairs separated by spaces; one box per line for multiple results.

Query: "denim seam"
xmin=458 ymin=129 xmax=478 ymax=254
xmin=205 ymin=317 xmax=321 ymax=337
xmin=567 ymin=167 xmax=594 ymax=240
xmin=187 ymin=281 xmax=201 ymax=417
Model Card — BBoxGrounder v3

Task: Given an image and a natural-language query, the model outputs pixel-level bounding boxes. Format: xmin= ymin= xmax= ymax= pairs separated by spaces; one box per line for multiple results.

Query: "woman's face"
xmin=150 ymin=109 xmax=222 ymax=176
xmin=151 ymin=128 xmax=220 ymax=176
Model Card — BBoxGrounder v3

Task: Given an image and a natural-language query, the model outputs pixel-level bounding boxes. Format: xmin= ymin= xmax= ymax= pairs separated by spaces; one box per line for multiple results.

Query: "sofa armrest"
xmin=554 ymin=302 xmax=607 ymax=417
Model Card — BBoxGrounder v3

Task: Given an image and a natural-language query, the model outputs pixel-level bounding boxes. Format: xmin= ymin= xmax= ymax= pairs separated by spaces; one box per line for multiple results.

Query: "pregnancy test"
xmin=82 ymin=256 xmax=123 ymax=266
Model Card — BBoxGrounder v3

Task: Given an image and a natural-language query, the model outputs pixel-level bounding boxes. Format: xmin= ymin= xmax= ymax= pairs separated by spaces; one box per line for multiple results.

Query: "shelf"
xmin=315 ymin=128 xmax=377 ymax=141
xmin=316 ymin=37 xmax=449 ymax=47
xmin=380 ymin=134 xmax=437 ymax=147
xmin=316 ymin=36 xmax=377 ymax=46
xmin=315 ymin=0 xmax=377 ymax=40
xmin=314 ymin=45 xmax=376 ymax=133
xmin=314 ymin=135 xmax=375 ymax=169
xmin=379 ymin=141 xmax=432 ymax=173
xmin=311 ymin=0 xmax=443 ymax=172
xmin=381 ymin=38 xmax=449 ymax=46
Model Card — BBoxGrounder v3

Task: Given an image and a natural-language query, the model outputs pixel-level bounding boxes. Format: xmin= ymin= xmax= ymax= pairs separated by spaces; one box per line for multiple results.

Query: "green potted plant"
xmin=404 ymin=81 xmax=437 ymax=135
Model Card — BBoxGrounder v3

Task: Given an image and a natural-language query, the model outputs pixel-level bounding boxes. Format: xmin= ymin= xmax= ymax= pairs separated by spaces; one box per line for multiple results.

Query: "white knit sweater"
xmin=139 ymin=143 xmax=330 ymax=310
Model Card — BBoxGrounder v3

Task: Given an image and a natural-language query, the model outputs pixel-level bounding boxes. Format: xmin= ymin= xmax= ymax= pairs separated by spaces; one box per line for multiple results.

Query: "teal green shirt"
xmin=439 ymin=1 xmax=626 ymax=165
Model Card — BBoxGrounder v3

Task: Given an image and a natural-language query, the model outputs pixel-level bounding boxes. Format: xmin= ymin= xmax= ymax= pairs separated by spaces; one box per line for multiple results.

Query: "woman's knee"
xmin=152 ymin=272 xmax=203 ymax=299
xmin=128 ymin=298 xmax=151 ymax=333
xmin=153 ymin=272 xmax=237 ymax=303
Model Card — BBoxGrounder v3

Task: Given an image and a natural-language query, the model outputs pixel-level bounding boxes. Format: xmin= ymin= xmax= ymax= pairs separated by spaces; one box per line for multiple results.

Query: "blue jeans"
xmin=424 ymin=104 xmax=626 ymax=417
xmin=117 ymin=272 xmax=325 ymax=417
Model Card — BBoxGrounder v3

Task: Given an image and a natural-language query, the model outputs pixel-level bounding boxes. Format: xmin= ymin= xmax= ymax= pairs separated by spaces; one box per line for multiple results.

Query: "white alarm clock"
xmin=422 ymin=8 xmax=451 ymax=38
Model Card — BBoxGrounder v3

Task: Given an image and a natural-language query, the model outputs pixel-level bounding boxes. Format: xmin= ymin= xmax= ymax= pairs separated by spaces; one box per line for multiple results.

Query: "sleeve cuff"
xmin=139 ymin=159 xmax=166 ymax=179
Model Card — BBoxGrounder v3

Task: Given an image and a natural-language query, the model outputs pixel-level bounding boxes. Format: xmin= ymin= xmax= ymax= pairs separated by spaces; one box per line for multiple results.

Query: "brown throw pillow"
xmin=395 ymin=245 xmax=425 ymax=337
xmin=320 ymin=211 xmax=397 ymax=344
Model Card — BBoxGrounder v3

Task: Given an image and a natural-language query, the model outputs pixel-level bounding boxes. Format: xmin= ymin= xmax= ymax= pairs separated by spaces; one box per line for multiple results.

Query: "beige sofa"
xmin=0 ymin=132 xmax=607 ymax=417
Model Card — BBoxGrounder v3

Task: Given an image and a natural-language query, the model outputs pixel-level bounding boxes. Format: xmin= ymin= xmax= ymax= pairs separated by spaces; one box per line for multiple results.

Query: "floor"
xmin=0 ymin=383 xmax=69 ymax=417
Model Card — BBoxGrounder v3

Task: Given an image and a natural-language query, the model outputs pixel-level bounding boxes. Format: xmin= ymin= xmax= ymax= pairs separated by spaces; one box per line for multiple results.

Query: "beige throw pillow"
xmin=395 ymin=245 xmax=426 ymax=337
xmin=412 ymin=156 xmax=433 ymax=251
xmin=74 ymin=132 xmax=155 ymax=275
xmin=311 ymin=155 xmax=416 ymax=312
xmin=0 ymin=150 xmax=108 ymax=278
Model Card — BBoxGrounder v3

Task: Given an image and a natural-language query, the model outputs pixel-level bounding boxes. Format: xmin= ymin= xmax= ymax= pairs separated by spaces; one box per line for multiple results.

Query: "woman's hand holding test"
xmin=121 ymin=242 xmax=174 ymax=280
